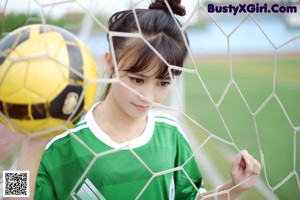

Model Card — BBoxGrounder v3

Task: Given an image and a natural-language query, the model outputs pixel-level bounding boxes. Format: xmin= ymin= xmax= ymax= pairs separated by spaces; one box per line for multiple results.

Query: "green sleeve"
xmin=174 ymin=135 xmax=204 ymax=200
xmin=34 ymin=161 xmax=56 ymax=200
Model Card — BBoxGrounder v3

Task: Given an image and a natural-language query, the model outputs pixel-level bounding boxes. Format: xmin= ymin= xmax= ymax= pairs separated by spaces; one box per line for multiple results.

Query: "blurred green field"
xmin=183 ymin=55 xmax=300 ymax=200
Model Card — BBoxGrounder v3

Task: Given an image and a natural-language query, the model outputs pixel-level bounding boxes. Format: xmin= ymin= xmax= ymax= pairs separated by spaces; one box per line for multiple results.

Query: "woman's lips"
xmin=134 ymin=104 xmax=151 ymax=111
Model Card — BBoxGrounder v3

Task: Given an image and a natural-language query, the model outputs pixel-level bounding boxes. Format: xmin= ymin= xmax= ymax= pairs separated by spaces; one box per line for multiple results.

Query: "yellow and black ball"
xmin=0 ymin=24 xmax=98 ymax=137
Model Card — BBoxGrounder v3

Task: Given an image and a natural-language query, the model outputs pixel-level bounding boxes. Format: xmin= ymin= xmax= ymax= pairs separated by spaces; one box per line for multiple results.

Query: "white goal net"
xmin=0 ymin=0 xmax=299 ymax=199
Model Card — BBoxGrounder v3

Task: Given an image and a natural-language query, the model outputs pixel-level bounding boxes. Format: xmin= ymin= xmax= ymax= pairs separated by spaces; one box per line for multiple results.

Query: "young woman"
xmin=12 ymin=0 xmax=261 ymax=199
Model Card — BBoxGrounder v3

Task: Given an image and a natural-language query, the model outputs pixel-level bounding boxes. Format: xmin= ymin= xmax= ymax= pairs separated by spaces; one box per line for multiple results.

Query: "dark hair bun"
xmin=149 ymin=0 xmax=186 ymax=16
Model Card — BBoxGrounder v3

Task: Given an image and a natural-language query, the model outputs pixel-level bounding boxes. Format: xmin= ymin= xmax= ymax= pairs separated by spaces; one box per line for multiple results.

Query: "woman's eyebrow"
xmin=124 ymin=71 xmax=171 ymax=80
xmin=127 ymin=71 xmax=152 ymax=78
xmin=155 ymin=75 xmax=171 ymax=80
xmin=133 ymin=73 xmax=149 ymax=78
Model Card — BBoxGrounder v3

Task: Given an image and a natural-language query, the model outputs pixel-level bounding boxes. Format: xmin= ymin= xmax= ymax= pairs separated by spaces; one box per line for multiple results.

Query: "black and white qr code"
xmin=3 ymin=170 xmax=29 ymax=197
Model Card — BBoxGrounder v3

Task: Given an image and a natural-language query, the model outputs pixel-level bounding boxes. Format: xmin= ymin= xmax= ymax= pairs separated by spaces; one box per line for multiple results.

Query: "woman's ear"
xmin=104 ymin=52 xmax=114 ymax=76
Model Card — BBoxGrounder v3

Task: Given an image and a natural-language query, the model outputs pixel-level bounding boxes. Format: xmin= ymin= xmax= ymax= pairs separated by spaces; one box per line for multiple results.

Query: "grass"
xmin=183 ymin=55 xmax=300 ymax=200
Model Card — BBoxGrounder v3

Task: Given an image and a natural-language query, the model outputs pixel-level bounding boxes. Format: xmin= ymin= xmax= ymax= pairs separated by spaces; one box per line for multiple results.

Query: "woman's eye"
xmin=158 ymin=81 xmax=170 ymax=87
xmin=130 ymin=77 xmax=144 ymax=84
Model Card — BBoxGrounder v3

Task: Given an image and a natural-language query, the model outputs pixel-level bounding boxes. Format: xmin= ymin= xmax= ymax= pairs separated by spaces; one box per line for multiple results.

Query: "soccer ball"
xmin=0 ymin=24 xmax=98 ymax=137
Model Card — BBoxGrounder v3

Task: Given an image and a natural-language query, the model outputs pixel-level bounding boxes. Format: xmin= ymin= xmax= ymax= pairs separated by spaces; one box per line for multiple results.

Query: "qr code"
xmin=3 ymin=170 xmax=29 ymax=197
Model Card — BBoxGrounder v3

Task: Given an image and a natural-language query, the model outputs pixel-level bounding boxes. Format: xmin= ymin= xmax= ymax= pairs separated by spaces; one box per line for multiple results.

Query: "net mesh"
xmin=0 ymin=0 xmax=299 ymax=199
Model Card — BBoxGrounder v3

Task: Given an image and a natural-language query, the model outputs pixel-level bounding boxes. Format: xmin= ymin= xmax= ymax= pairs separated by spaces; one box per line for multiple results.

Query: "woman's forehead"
xmin=120 ymin=55 xmax=170 ymax=78
xmin=133 ymin=65 xmax=169 ymax=77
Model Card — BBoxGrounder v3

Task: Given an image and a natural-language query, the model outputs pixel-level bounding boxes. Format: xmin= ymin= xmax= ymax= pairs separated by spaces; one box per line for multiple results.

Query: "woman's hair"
xmin=102 ymin=0 xmax=188 ymax=99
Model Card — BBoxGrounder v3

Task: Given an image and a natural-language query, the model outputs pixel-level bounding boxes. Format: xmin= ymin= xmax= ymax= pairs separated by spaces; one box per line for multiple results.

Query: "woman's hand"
xmin=197 ymin=150 xmax=262 ymax=200
xmin=0 ymin=123 xmax=24 ymax=163
xmin=231 ymin=150 xmax=261 ymax=191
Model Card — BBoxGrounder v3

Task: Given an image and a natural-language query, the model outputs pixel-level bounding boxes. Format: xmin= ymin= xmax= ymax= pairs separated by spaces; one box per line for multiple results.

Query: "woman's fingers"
xmin=231 ymin=149 xmax=262 ymax=189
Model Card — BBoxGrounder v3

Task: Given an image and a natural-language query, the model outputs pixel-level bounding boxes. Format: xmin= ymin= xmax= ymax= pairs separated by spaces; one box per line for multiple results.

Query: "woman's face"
xmin=106 ymin=54 xmax=172 ymax=119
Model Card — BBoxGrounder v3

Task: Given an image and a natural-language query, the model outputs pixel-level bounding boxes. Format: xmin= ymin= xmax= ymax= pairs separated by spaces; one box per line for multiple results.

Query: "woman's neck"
xmin=93 ymin=99 xmax=147 ymax=143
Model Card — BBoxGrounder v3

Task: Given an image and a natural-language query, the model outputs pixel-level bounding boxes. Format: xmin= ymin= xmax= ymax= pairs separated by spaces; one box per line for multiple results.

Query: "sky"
xmin=1 ymin=0 xmax=198 ymax=16
xmin=3 ymin=0 xmax=298 ymax=27
xmin=1 ymin=0 xmax=199 ymax=23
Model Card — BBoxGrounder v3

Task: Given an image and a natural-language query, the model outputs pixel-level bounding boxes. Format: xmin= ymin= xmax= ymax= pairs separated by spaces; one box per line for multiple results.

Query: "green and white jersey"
xmin=35 ymin=104 xmax=204 ymax=200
